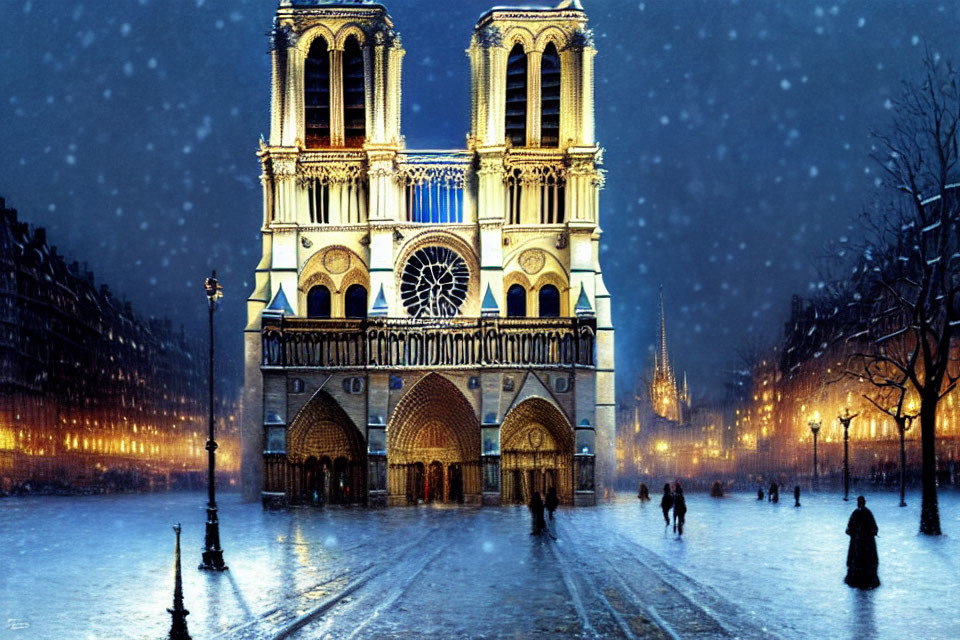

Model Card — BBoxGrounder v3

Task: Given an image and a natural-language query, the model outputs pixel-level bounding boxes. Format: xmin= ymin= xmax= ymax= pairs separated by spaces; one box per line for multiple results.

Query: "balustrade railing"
xmin=261 ymin=316 xmax=595 ymax=369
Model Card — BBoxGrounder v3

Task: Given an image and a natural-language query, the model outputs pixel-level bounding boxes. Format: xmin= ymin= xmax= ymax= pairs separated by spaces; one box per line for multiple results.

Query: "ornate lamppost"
xmin=168 ymin=523 xmax=192 ymax=640
xmin=808 ymin=411 xmax=821 ymax=490
xmin=838 ymin=408 xmax=859 ymax=501
xmin=897 ymin=400 xmax=916 ymax=508
xmin=199 ymin=271 xmax=227 ymax=572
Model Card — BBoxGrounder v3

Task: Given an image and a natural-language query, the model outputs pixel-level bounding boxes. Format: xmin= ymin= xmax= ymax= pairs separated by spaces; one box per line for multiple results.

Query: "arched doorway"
xmin=427 ymin=461 xmax=444 ymax=503
xmin=286 ymin=389 xmax=366 ymax=505
xmin=387 ymin=373 xmax=481 ymax=505
xmin=500 ymin=397 xmax=574 ymax=505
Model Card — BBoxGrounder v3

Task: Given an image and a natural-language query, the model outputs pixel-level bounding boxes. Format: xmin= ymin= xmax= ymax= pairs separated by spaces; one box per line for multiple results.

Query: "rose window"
xmin=400 ymin=246 xmax=469 ymax=318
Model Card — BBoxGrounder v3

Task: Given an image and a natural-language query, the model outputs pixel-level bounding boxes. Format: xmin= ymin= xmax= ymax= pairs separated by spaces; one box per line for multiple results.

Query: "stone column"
xmin=526 ymin=49 xmax=542 ymax=147
xmin=329 ymin=47 xmax=344 ymax=147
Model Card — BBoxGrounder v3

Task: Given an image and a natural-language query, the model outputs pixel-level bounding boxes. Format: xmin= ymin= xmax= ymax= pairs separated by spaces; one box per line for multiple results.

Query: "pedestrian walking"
xmin=529 ymin=491 xmax=546 ymax=535
xmin=794 ymin=485 xmax=801 ymax=507
xmin=660 ymin=483 xmax=673 ymax=527
xmin=545 ymin=486 xmax=559 ymax=520
xmin=844 ymin=495 xmax=880 ymax=589
xmin=757 ymin=486 xmax=764 ymax=500
xmin=769 ymin=482 xmax=779 ymax=503
xmin=673 ymin=485 xmax=687 ymax=536
xmin=638 ymin=483 xmax=650 ymax=501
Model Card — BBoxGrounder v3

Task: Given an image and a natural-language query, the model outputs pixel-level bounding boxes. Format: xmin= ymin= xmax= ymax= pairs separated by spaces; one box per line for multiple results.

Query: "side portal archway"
xmin=500 ymin=397 xmax=574 ymax=506
xmin=387 ymin=374 xmax=481 ymax=505
xmin=285 ymin=389 xmax=366 ymax=505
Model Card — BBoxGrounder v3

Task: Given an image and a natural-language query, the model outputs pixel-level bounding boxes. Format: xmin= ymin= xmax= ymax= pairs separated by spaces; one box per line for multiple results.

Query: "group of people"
xmin=637 ymin=480 xmax=881 ymax=590
xmin=528 ymin=487 xmax=559 ymax=535
xmin=659 ymin=482 xmax=687 ymax=535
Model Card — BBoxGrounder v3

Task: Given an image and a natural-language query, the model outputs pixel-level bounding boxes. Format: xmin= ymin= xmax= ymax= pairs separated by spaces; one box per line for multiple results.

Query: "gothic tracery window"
xmin=304 ymin=37 xmax=331 ymax=148
xmin=505 ymin=43 xmax=527 ymax=147
xmin=400 ymin=246 xmax=469 ymax=318
xmin=540 ymin=42 xmax=561 ymax=147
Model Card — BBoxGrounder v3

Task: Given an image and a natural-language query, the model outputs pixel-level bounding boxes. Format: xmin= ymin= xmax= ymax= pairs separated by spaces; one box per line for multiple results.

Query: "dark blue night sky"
xmin=1 ymin=0 xmax=958 ymax=400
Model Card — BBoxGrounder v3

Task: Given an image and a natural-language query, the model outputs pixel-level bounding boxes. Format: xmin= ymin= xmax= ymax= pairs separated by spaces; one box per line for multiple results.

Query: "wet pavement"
xmin=1 ymin=489 xmax=958 ymax=639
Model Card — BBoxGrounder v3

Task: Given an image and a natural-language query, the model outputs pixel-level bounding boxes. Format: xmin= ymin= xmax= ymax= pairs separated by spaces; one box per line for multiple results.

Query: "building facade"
xmin=0 ymin=198 xmax=239 ymax=492
xmin=243 ymin=0 xmax=614 ymax=507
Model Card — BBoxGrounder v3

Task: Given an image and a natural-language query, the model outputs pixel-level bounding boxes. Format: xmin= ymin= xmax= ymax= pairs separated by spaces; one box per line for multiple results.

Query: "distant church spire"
xmin=657 ymin=285 xmax=670 ymax=375
xmin=650 ymin=285 xmax=685 ymax=422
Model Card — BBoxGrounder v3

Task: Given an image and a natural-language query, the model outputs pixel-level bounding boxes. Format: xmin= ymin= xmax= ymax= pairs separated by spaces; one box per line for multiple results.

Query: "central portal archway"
xmin=500 ymin=397 xmax=574 ymax=506
xmin=387 ymin=373 xmax=481 ymax=505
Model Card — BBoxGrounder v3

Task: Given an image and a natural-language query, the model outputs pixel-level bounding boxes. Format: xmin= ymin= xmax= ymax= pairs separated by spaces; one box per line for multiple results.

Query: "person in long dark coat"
xmin=757 ymin=486 xmax=764 ymax=500
xmin=545 ymin=486 xmax=559 ymax=520
xmin=529 ymin=491 xmax=546 ymax=535
xmin=769 ymin=482 xmax=779 ymax=503
xmin=794 ymin=485 xmax=801 ymax=507
xmin=844 ymin=495 xmax=880 ymax=589
xmin=660 ymin=483 xmax=673 ymax=526
xmin=638 ymin=482 xmax=650 ymax=501
xmin=673 ymin=485 xmax=687 ymax=535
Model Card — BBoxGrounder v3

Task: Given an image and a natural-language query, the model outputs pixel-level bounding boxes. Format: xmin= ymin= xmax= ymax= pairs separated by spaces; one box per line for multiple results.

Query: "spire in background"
xmin=657 ymin=285 xmax=670 ymax=375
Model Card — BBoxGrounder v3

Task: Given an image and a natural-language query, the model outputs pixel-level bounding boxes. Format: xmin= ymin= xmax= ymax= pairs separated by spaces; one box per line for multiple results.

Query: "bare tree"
xmin=845 ymin=53 xmax=960 ymax=535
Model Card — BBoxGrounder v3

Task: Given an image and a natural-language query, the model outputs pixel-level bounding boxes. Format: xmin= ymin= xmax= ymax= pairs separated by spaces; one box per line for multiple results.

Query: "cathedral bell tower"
xmin=243 ymin=0 xmax=615 ymax=509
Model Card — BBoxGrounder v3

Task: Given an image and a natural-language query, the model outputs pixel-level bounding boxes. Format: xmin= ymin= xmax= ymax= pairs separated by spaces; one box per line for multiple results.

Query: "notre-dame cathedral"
xmin=242 ymin=0 xmax=614 ymax=508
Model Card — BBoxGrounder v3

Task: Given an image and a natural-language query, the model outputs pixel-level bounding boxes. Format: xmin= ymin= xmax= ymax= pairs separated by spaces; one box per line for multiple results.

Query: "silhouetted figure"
xmin=757 ymin=486 xmax=765 ymax=500
xmin=673 ymin=485 xmax=687 ymax=535
xmin=545 ymin=486 xmax=559 ymax=520
xmin=769 ymin=482 xmax=779 ymax=503
xmin=794 ymin=485 xmax=801 ymax=507
xmin=660 ymin=483 xmax=674 ymax=526
xmin=638 ymin=483 xmax=651 ymax=501
xmin=529 ymin=491 xmax=546 ymax=535
xmin=845 ymin=496 xmax=880 ymax=589
xmin=710 ymin=481 xmax=724 ymax=498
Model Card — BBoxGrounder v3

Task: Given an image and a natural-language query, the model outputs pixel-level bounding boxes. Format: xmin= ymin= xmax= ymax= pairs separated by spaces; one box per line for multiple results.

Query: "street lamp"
xmin=838 ymin=408 xmax=859 ymax=501
xmin=168 ymin=523 xmax=192 ymax=640
xmin=808 ymin=411 xmax=821 ymax=490
xmin=897 ymin=400 xmax=917 ymax=508
xmin=199 ymin=271 xmax=227 ymax=572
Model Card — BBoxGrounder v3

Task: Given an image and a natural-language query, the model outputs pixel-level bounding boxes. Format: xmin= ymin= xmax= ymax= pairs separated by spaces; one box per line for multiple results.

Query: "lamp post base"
xmin=198 ymin=510 xmax=228 ymax=572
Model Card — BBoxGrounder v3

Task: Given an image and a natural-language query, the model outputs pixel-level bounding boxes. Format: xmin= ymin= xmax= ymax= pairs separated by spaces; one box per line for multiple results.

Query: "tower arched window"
xmin=304 ymin=37 xmax=331 ymax=148
xmin=342 ymin=36 xmax=366 ymax=148
xmin=307 ymin=285 xmax=331 ymax=318
xmin=505 ymin=43 xmax=527 ymax=147
xmin=540 ymin=42 xmax=561 ymax=148
xmin=538 ymin=284 xmax=560 ymax=318
xmin=344 ymin=284 xmax=367 ymax=318
xmin=506 ymin=284 xmax=527 ymax=317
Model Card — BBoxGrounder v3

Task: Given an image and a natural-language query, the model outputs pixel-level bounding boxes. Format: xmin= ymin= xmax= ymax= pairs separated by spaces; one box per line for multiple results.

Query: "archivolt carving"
xmin=503 ymin=161 xmax=566 ymax=186
xmin=286 ymin=389 xmax=365 ymax=465
xmin=534 ymin=26 xmax=571 ymax=52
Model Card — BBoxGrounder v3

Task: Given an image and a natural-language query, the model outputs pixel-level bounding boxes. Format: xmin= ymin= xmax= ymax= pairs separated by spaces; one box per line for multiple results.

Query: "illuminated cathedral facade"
xmin=242 ymin=0 xmax=614 ymax=507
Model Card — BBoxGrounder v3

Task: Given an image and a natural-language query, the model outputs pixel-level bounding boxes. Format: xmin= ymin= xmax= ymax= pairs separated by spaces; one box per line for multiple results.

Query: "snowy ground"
xmin=1 ymin=489 xmax=958 ymax=639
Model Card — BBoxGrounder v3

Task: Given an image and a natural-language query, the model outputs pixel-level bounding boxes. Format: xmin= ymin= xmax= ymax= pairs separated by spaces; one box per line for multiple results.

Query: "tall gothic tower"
xmin=243 ymin=0 xmax=614 ymax=508
xmin=650 ymin=287 xmax=689 ymax=422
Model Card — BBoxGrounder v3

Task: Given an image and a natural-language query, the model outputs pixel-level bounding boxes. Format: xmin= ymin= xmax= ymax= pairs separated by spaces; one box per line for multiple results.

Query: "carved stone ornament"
xmin=476 ymin=25 xmax=503 ymax=48
xmin=528 ymin=427 xmax=545 ymax=450
xmin=301 ymin=236 xmax=313 ymax=248
xmin=323 ymin=248 xmax=351 ymax=274
xmin=518 ymin=249 xmax=546 ymax=275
